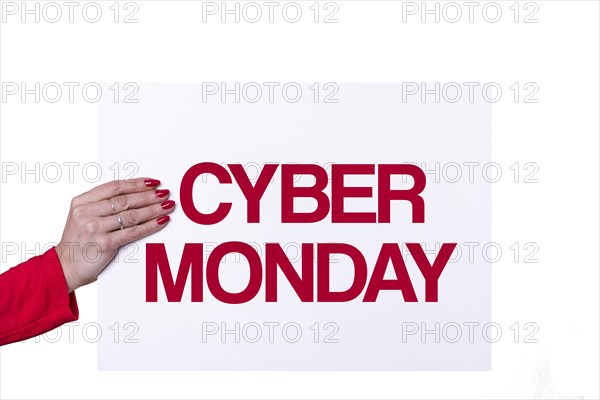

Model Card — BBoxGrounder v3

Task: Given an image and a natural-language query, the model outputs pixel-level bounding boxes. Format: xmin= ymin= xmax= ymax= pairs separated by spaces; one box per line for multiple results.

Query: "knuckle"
xmin=109 ymin=181 xmax=123 ymax=196
xmin=71 ymin=205 xmax=86 ymax=219
xmin=145 ymin=190 xmax=156 ymax=203
xmin=128 ymin=224 xmax=142 ymax=239
xmin=84 ymin=220 xmax=100 ymax=233
xmin=124 ymin=210 xmax=139 ymax=225
xmin=71 ymin=195 xmax=81 ymax=207
xmin=114 ymin=194 xmax=129 ymax=210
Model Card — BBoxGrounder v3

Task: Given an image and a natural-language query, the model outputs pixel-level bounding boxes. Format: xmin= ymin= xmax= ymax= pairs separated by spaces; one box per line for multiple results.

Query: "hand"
xmin=56 ymin=178 xmax=175 ymax=293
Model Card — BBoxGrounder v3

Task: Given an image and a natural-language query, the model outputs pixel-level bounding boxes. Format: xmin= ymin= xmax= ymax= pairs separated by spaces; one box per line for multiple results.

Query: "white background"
xmin=0 ymin=1 xmax=598 ymax=399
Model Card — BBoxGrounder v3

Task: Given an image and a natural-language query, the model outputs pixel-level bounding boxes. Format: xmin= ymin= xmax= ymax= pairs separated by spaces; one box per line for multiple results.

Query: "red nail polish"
xmin=157 ymin=216 xmax=170 ymax=225
xmin=155 ymin=189 xmax=169 ymax=198
xmin=144 ymin=179 xmax=161 ymax=187
xmin=161 ymin=200 xmax=175 ymax=209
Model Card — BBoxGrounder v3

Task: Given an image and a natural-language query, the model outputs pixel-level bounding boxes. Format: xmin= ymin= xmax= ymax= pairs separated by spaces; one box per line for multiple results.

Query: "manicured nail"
xmin=161 ymin=200 xmax=175 ymax=209
xmin=157 ymin=216 xmax=170 ymax=225
xmin=155 ymin=189 xmax=169 ymax=198
xmin=144 ymin=179 xmax=161 ymax=187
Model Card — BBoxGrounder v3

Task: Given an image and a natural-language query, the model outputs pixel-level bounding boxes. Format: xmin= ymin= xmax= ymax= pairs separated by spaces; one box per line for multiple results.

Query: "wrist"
xmin=56 ymin=243 xmax=79 ymax=293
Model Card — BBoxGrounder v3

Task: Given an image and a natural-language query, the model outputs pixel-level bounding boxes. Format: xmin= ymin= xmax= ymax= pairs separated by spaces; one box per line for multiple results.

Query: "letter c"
xmin=180 ymin=162 xmax=232 ymax=225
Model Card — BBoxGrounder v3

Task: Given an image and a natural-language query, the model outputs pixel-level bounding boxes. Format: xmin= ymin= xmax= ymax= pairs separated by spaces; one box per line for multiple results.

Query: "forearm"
xmin=0 ymin=247 xmax=79 ymax=346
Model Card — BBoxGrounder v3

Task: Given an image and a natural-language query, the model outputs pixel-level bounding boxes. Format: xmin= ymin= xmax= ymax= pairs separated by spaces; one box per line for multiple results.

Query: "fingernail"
xmin=155 ymin=189 xmax=169 ymax=198
xmin=144 ymin=179 xmax=161 ymax=187
xmin=161 ymin=200 xmax=175 ymax=209
xmin=157 ymin=216 xmax=170 ymax=225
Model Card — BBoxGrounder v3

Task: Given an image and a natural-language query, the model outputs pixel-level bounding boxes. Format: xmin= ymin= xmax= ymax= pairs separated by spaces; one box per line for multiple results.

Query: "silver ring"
xmin=116 ymin=213 xmax=124 ymax=230
xmin=109 ymin=198 xmax=117 ymax=215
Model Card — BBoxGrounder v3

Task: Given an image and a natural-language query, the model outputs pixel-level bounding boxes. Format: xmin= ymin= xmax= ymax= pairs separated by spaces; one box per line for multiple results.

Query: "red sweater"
xmin=0 ymin=247 xmax=79 ymax=345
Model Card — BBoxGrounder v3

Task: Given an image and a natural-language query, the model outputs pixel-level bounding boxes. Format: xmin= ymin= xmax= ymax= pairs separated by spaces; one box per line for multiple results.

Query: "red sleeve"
xmin=0 ymin=247 xmax=79 ymax=346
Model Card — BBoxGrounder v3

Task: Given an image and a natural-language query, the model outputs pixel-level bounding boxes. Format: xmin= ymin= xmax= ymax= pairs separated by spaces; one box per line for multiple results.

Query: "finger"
xmin=109 ymin=215 xmax=171 ymax=247
xmin=98 ymin=189 xmax=170 ymax=216
xmin=75 ymin=178 xmax=161 ymax=205
xmin=103 ymin=200 xmax=175 ymax=231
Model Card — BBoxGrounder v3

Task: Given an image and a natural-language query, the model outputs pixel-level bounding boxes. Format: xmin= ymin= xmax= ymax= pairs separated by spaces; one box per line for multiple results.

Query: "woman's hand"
xmin=56 ymin=178 xmax=175 ymax=293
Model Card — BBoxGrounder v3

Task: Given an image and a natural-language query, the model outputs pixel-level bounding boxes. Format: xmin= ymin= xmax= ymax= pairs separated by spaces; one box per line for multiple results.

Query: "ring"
xmin=116 ymin=213 xmax=124 ymax=230
xmin=109 ymin=198 xmax=117 ymax=215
